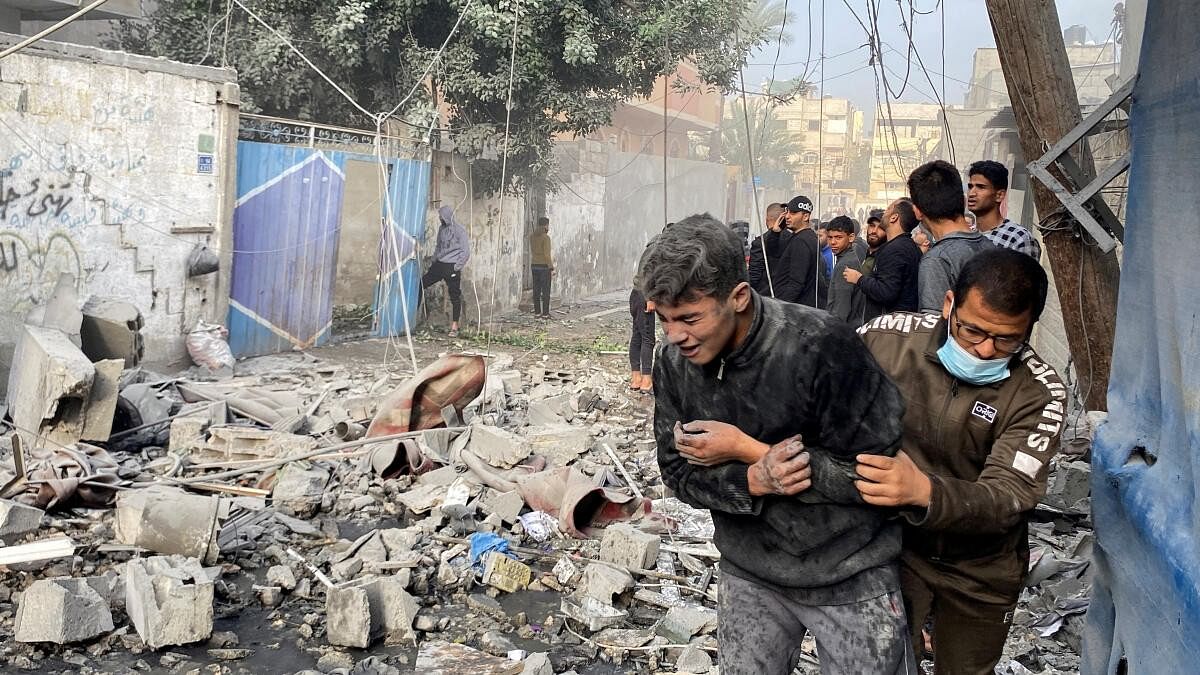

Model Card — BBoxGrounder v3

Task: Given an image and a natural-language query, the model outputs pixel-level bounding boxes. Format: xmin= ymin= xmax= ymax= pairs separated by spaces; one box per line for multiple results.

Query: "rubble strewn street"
xmin=0 ymin=290 xmax=1095 ymax=674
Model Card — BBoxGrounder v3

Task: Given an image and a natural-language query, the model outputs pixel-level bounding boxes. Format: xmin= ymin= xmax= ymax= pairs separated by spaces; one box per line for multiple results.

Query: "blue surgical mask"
xmin=937 ymin=304 xmax=1012 ymax=385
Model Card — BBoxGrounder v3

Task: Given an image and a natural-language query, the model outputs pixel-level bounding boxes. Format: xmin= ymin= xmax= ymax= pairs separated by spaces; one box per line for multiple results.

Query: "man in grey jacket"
xmin=910 ymin=161 xmax=995 ymax=312
xmin=422 ymin=205 xmax=471 ymax=336
xmin=643 ymin=214 xmax=915 ymax=674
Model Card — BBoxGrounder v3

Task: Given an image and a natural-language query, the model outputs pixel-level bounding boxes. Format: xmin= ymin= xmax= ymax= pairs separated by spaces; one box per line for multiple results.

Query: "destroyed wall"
xmin=0 ymin=35 xmax=239 ymax=390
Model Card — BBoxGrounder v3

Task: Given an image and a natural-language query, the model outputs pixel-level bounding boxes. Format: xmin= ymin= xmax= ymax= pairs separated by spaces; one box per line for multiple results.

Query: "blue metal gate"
xmin=373 ymin=157 xmax=431 ymax=337
xmin=227 ymin=142 xmax=345 ymax=357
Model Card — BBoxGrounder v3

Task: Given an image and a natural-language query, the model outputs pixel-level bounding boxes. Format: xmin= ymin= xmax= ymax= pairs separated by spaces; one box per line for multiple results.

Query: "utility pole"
xmin=985 ymin=0 xmax=1122 ymax=411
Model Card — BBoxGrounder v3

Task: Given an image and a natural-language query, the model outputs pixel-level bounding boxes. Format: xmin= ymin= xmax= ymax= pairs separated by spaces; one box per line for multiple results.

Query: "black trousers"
xmin=531 ymin=265 xmax=551 ymax=315
xmin=421 ymin=260 xmax=463 ymax=321
xmin=629 ymin=289 xmax=656 ymax=374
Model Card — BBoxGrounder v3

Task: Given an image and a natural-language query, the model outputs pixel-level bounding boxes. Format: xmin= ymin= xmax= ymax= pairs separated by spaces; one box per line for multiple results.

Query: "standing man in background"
xmin=966 ymin=160 xmax=1042 ymax=260
xmin=748 ymin=203 xmax=791 ymax=297
xmin=530 ymin=216 xmax=554 ymax=319
xmin=908 ymin=161 xmax=995 ymax=312
xmin=775 ymin=196 xmax=827 ymax=308
xmin=422 ymin=205 xmax=471 ymax=337
xmin=844 ymin=199 xmax=923 ymax=322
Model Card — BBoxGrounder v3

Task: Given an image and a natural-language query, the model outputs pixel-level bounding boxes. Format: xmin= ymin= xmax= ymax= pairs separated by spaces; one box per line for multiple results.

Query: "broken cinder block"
xmin=326 ymin=575 xmax=418 ymax=648
xmin=599 ymin=523 xmax=660 ymax=570
xmin=272 ymin=464 xmax=330 ymax=517
xmin=81 ymin=358 xmax=124 ymax=442
xmin=656 ymin=604 xmax=718 ymax=643
xmin=5 ymin=324 xmax=95 ymax=447
xmin=467 ymin=425 xmax=532 ymax=469
xmin=114 ymin=487 xmax=224 ymax=564
xmin=0 ymin=499 xmax=44 ymax=543
xmin=79 ymin=296 xmax=144 ymax=365
xmin=15 ymin=577 xmax=114 ymax=643
xmin=578 ymin=563 xmax=634 ymax=604
xmin=125 ymin=555 xmax=214 ymax=648
xmin=481 ymin=552 xmax=532 ymax=593
xmin=204 ymin=427 xmax=317 ymax=461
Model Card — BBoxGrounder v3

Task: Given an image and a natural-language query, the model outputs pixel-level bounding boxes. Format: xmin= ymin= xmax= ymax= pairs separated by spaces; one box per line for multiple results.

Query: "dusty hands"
xmin=747 ymin=436 xmax=811 ymax=496
xmin=674 ymin=420 xmax=760 ymax=467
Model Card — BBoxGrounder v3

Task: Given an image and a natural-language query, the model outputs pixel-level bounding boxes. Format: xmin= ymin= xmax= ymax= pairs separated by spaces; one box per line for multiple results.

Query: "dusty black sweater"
xmin=653 ymin=292 xmax=905 ymax=604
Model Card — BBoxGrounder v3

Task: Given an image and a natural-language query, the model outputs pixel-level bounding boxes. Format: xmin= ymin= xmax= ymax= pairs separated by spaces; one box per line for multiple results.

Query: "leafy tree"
xmin=720 ymin=94 xmax=803 ymax=190
xmin=111 ymin=0 xmax=764 ymax=193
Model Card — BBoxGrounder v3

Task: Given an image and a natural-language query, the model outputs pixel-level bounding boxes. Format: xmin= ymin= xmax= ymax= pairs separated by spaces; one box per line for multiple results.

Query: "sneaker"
xmin=448 ymin=328 xmax=459 ymax=338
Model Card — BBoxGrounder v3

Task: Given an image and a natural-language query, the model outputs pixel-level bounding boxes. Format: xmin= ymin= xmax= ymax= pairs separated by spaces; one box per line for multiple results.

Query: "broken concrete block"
xmin=266 ymin=565 xmax=297 ymax=591
xmin=416 ymin=640 xmax=524 ymax=675
xmin=168 ymin=411 xmax=210 ymax=455
xmin=527 ymin=396 xmax=570 ymax=426
xmin=560 ymin=595 xmax=627 ymax=632
xmin=1048 ymin=460 xmax=1091 ymax=511
xmin=525 ymin=424 xmax=591 ymax=467
xmin=5 ymin=324 xmax=95 ymax=447
xmin=126 ymin=555 xmax=214 ymax=648
xmin=271 ymin=464 xmax=330 ymax=517
xmin=0 ymin=499 xmax=44 ymax=543
xmin=326 ymin=576 xmax=418 ymax=648
xmin=33 ymin=273 xmax=83 ymax=346
xmin=380 ymin=527 xmax=423 ymax=559
xmin=481 ymin=552 xmax=532 ymax=593
xmin=114 ymin=487 xmax=223 ymax=564
xmin=497 ymin=370 xmax=524 ymax=396
xmin=467 ymin=425 xmax=532 ymax=469
xmin=481 ymin=489 xmax=525 ymax=524
xmin=599 ymin=524 xmax=660 ymax=570
xmin=81 ymin=358 xmax=124 ymax=442
xmin=79 ymin=297 xmax=145 ymax=365
xmin=656 ymin=605 xmax=718 ymax=643
xmin=676 ymin=643 xmax=714 ymax=673
xmin=521 ymin=652 xmax=553 ymax=675
xmin=204 ymin=427 xmax=317 ymax=461
xmin=15 ymin=577 xmax=114 ymax=643
xmin=579 ymin=563 xmax=634 ymax=604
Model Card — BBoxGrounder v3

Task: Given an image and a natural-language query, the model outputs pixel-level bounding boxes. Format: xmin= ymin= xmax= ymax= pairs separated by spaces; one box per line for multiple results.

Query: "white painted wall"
xmin=0 ymin=35 xmax=239 ymax=383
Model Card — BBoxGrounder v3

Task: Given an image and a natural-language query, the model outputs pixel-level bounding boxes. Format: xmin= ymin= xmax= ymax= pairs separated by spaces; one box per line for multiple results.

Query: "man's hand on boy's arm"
xmin=674 ymin=420 xmax=770 ymax=466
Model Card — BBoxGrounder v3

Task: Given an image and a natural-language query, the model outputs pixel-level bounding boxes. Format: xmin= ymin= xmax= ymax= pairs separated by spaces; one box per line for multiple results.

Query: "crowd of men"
xmin=643 ymin=159 xmax=1064 ymax=675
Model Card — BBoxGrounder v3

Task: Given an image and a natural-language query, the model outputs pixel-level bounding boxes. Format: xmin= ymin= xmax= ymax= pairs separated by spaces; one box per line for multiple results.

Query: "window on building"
xmin=808 ymin=120 xmax=821 ymax=131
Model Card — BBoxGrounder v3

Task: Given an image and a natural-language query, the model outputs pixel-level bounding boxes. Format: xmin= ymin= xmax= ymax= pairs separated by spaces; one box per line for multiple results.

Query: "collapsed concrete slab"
xmin=326 ymin=575 xmax=418 ymax=648
xmin=203 ymin=427 xmax=317 ymax=462
xmin=599 ymin=524 xmax=660 ymax=570
xmin=5 ymin=324 xmax=95 ymax=447
xmin=0 ymin=499 xmax=44 ymax=543
xmin=81 ymin=358 xmax=124 ymax=442
xmin=125 ymin=555 xmax=214 ymax=648
xmin=466 ymin=425 xmax=532 ymax=469
xmin=14 ymin=577 xmax=114 ymax=643
xmin=114 ymin=487 xmax=224 ymax=564
xmin=79 ymin=296 xmax=144 ymax=365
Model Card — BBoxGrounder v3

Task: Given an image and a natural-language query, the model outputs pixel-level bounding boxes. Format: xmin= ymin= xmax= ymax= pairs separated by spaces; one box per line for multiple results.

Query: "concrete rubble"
xmin=0 ymin=297 xmax=1097 ymax=673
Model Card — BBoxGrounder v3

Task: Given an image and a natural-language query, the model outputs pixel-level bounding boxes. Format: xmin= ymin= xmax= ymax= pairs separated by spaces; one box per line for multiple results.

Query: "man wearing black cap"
xmin=774 ymin=195 xmax=828 ymax=308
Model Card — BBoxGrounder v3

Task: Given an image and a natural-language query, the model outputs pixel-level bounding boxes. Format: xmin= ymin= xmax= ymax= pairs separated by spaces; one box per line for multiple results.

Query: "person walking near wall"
xmin=629 ymin=245 xmax=657 ymax=394
xmin=530 ymin=216 xmax=554 ymax=319
xmin=422 ymin=205 xmax=471 ymax=337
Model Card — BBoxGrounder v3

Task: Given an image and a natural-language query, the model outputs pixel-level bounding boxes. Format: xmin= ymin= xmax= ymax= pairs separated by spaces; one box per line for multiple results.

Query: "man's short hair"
xmin=893 ymin=198 xmax=919 ymax=233
xmin=954 ymin=248 xmax=1049 ymax=323
xmin=639 ymin=213 xmax=746 ymax=305
xmin=968 ymin=160 xmax=1009 ymax=191
xmin=765 ymin=203 xmax=785 ymax=221
xmin=826 ymin=215 xmax=855 ymax=235
xmin=908 ymin=160 xmax=966 ymax=221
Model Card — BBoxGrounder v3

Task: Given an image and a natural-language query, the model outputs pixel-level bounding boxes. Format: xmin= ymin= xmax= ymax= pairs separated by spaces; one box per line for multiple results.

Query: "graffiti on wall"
xmin=0 ymin=229 xmax=84 ymax=315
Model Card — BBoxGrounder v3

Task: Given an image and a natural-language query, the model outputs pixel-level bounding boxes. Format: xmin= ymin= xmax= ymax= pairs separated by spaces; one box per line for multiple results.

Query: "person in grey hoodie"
xmin=422 ymin=205 xmax=471 ymax=336
xmin=909 ymin=161 xmax=996 ymax=312
xmin=642 ymin=214 xmax=915 ymax=675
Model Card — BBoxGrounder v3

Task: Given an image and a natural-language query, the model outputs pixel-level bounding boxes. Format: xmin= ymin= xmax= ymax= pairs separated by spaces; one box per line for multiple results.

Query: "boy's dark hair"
xmin=907 ymin=160 xmax=966 ymax=221
xmin=826 ymin=215 xmax=855 ymax=235
xmin=968 ymin=160 xmax=1009 ymax=191
xmin=639 ymin=213 xmax=746 ymax=305
xmin=537 ymin=216 xmax=549 ymax=227
xmin=893 ymin=198 xmax=919 ymax=233
xmin=954 ymin=248 xmax=1049 ymax=323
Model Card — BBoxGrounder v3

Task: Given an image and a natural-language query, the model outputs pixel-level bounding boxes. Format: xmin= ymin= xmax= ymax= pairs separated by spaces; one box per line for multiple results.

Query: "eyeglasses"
xmin=952 ymin=314 xmax=1026 ymax=355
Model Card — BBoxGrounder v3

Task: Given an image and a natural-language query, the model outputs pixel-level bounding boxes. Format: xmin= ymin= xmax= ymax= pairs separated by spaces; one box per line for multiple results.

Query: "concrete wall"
xmin=333 ymin=159 xmax=384 ymax=308
xmin=0 ymin=34 xmax=238 ymax=382
xmin=419 ymin=142 xmax=728 ymax=329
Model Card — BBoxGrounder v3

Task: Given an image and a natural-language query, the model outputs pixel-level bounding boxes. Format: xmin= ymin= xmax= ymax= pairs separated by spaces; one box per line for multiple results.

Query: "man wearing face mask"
xmin=852 ymin=248 xmax=1067 ymax=675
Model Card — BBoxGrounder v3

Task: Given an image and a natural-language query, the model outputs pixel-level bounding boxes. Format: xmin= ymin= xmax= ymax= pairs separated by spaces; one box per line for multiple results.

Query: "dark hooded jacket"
xmin=653 ymin=291 xmax=906 ymax=603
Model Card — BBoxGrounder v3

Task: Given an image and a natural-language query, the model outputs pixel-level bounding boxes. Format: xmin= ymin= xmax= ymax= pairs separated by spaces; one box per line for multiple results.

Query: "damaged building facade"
xmin=0 ymin=35 xmax=239 ymax=389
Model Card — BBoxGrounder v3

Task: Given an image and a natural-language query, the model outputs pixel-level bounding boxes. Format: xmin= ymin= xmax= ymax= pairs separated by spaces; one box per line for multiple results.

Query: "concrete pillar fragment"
xmin=125 ymin=555 xmax=214 ymax=649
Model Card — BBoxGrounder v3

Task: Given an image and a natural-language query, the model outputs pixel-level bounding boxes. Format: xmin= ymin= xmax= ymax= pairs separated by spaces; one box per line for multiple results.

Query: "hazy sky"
xmin=742 ymin=0 xmax=1121 ymax=127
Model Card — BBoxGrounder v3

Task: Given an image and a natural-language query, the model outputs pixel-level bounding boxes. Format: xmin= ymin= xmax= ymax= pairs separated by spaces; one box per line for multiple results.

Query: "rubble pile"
xmin=0 ymin=285 xmax=1099 ymax=674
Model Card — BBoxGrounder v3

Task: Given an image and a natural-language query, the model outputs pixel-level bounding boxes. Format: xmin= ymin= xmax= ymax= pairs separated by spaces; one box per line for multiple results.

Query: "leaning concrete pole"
xmin=985 ymin=0 xmax=1122 ymax=411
